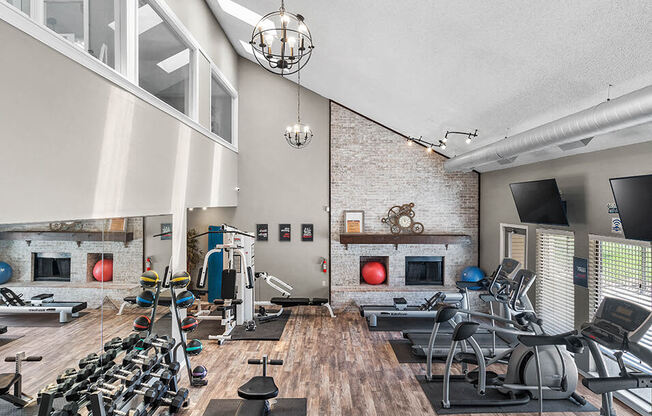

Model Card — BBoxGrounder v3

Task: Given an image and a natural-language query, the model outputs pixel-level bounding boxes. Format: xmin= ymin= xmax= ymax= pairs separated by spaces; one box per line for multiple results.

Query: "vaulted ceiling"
xmin=206 ymin=0 xmax=652 ymax=171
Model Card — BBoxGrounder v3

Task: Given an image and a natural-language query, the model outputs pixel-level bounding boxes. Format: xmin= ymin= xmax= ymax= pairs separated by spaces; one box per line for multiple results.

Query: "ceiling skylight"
xmin=157 ymin=49 xmax=190 ymax=73
xmin=217 ymin=0 xmax=262 ymax=27
xmin=108 ymin=4 xmax=162 ymax=35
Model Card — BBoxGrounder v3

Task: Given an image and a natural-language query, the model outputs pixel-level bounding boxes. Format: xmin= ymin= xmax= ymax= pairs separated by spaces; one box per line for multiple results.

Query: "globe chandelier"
xmin=250 ymin=0 xmax=315 ymax=76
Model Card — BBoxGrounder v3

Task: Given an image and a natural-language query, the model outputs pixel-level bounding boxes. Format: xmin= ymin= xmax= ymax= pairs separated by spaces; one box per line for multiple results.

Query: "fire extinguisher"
xmin=321 ymin=258 xmax=327 ymax=273
xmin=145 ymin=257 xmax=152 ymax=271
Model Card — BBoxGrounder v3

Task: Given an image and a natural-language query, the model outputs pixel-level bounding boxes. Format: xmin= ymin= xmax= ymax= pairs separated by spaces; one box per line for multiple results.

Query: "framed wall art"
xmin=344 ymin=210 xmax=364 ymax=233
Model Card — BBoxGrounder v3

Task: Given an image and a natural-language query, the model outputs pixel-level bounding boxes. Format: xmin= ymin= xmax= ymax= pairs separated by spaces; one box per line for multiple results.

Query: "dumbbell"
xmin=106 ymin=366 xmax=142 ymax=386
xmin=93 ymin=381 xmax=125 ymax=401
xmin=142 ymin=335 xmax=175 ymax=353
xmin=153 ymin=361 xmax=181 ymax=376
xmin=104 ymin=337 xmax=123 ymax=352
xmin=164 ymin=388 xmax=189 ymax=413
xmin=56 ymin=364 xmax=95 ymax=383
xmin=42 ymin=378 xmax=75 ymax=394
xmin=123 ymin=351 xmax=158 ymax=370
xmin=79 ymin=350 xmax=117 ymax=368
xmin=108 ymin=404 xmax=147 ymax=416
xmin=64 ymin=380 xmax=90 ymax=402
xmin=133 ymin=380 xmax=165 ymax=404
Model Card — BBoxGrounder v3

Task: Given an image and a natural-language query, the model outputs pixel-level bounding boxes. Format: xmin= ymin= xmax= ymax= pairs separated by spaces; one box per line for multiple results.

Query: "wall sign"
xmin=611 ymin=217 xmax=623 ymax=234
xmin=607 ymin=203 xmax=619 ymax=214
xmin=302 ymin=224 xmax=314 ymax=241
xmin=256 ymin=224 xmax=268 ymax=241
xmin=160 ymin=223 xmax=172 ymax=240
xmin=279 ymin=224 xmax=291 ymax=241
xmin=573 ymin=256 xmax=588 ymax=288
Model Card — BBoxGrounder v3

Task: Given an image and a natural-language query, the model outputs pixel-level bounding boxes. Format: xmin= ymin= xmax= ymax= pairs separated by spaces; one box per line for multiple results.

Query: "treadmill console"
xmin=581 ymin=297 xmax=652 ymax=349
xmin=500 ymin=258 xmax=521 ymax=277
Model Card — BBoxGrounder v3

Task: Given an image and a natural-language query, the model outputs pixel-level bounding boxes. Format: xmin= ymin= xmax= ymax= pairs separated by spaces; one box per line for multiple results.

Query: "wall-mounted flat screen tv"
xmin=509 ymin=179 xmax=569 ymax=225
xmin=609 ymin=174 xmax=652 ymax=242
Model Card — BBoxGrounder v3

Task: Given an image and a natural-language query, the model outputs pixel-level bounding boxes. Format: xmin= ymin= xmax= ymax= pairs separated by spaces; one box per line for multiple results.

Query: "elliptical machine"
xmin=436 ymin=268 xmax=586 ymax=410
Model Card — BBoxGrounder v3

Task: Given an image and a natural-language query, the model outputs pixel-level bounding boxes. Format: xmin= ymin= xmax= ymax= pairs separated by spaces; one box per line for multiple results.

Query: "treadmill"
xmin=360 ymin=292 xmax=464 ymax=327
xmin=403 ymin=258 xmax=522 ymax=359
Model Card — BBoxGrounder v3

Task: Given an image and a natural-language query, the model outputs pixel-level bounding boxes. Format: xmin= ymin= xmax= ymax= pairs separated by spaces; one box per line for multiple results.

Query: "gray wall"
xmin=187 ymin=58 xmax=330 ymax=301
xmin=480 ymin=140 xmax=652 ymax=331
xmin=143 ymin=215 xmax=173 ymax=273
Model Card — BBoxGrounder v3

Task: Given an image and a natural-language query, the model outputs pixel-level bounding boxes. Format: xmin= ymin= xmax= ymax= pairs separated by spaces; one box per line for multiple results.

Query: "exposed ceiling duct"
xmin=444 ymin=85 xmax=652 ymax=172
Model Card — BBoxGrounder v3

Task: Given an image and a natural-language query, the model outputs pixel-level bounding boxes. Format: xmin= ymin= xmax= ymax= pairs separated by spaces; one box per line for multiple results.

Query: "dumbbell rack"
xmin=37 ymin=333 xmax=188 ymax=416
xmin=154 ymin=271 xmax=207 ymax=387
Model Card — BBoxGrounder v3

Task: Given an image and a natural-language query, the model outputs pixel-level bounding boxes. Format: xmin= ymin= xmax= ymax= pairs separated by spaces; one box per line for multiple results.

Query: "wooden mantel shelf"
xmin=339 ymin=233 xmax=471 ymax=250
xmin=0 ymin=231 xmax=134 ymax=247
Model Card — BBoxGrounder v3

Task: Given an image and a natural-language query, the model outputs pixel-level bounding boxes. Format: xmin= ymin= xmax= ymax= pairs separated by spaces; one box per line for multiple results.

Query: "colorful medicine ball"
xmin=139 ymin=271 xmax=160 ymax=288
xmin=136 ymin=290 xmax=156 ymax=307
xmin=134 ymin=339 xmax=146 ymax=351
xmin=186 ymin=339 xmax=202 ymax=356
xmin=133 ymin=315 xmax=151 ymax=331
xmin=170 ymin=271 xmax=191 ymax=288
xmin=175 ymin=291 xmax=195 ymax=308
xmin=192 ymin=365 xmax=207 ymax=379
xmin=181 ymin=316 xmax=199 ymax=332
xmin=361 ymin=261 xmax=386 ymax=285
xmin=92 ymin=259 xmax=113 ymax=282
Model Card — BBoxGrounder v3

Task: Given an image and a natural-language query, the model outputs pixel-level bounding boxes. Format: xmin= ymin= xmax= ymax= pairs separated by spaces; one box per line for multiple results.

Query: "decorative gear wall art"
xmin=381 ymin=203 xmax=424 ymax=235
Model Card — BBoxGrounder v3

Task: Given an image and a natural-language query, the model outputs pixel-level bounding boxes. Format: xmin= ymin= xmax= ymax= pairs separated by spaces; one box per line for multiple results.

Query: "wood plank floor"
xmin=0 ymin=306 xmax=639 ymax=416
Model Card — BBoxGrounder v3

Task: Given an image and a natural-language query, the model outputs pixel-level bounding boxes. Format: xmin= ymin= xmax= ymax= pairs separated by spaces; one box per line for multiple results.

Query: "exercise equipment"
xmin=133 ymin=316 xmax=151 ymax=331
xmin=175 ymin=291 xmax=195 ymax=308
xmin=139 ymin=271 xmax=160 ymax=288
xmin=0 ymin=352 xmax=42 ymax=407
xmin=181 ymin=316 xmax=198 ymax=332
xmin=170 ymin=271 xmax=191 ymax=288
xmin=0 ymin=288 xmax=87 ymax=323
xmin=234 ymin=355 xmax=284 ymax=415
xmin=361 ymin=261 xmax=386 ymax=285
xmin=255 ymin=271 xmax=335 ymax=318
xmin=136 ymin=290 xmax=155 ymax=307
xmin=434 ymin=268 xmax=585 ymax=413
xmin=192 ymin=366 xmax=207 ymax=380
xmin=92 ymin=258 xmax=113 ymax=282
xmin=459 ymin=266 xmax=485 ymax=289
xmin=185 ymin=339 xmax=202 ymax=355
xmin=360 ymin=291 xmax=464 ymax=327
xmin=0 ymin=261 xmax=12 ymax=284
xmin=404 ymin=258 xmax=523 ymax=359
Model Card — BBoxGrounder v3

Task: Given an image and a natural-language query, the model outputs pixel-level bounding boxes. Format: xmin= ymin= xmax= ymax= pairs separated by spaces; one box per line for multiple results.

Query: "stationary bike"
xmin=0 ymin=352 xmax=42 ymax=407
xmin=234 ymin=355 xmax=284 ymax=415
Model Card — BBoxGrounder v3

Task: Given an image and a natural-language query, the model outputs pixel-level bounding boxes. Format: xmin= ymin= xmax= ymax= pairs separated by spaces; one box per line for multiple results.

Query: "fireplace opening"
xmin=33 ymin=252 xmax=71 ymax=282
xmin=405 ymin=256 xmax=443 ymax=285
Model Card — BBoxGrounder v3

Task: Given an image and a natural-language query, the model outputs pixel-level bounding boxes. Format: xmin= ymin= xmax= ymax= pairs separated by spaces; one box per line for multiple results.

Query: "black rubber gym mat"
xmin=0 ymin=335 xmax=24 ymax=348
xmin=389 ymin=339 xmax=446 ymax=364
xmin=367 ymin=316 xmax=435 ymax=332
xmin=415 ymin=375 xmax=598 ymax=414
xmin=230 ymin=310 xmax=291 ymax=341
xmin=151 ymin=313 xmax=225 ymax=340
xmin=0 ymin=313 xmax=88 ymax=327
xmin=202 ymin=398 xmax=307 ymax=416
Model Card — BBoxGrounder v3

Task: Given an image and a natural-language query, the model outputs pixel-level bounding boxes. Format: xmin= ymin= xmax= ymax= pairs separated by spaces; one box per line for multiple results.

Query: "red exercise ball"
xmin=93 ymin=259 xmax=113 ymax=282
xmin=362 ymin=261 xmax=386 ymax=285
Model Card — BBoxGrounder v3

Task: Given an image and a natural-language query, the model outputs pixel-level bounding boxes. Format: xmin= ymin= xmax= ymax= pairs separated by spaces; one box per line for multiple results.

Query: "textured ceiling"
xmin=206 ymin=0 xmax=652 ymax=171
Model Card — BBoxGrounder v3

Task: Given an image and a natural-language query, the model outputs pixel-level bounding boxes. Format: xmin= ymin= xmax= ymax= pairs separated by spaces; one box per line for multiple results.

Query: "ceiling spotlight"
xmin=407 ymin=139 xmax=413 ymax=146
xmin=441 ymin=137 xmax=448 ymax=143
xmin=440 ymin=142 xmax=446 ymax=150
xmin=466 ymin=137 xmax=472 ymax=144
xmin=427 ymin=146 xmax=433 ymax=153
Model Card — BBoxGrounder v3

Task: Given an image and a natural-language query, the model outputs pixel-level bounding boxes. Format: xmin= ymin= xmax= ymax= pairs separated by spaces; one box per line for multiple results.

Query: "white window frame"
xmin=587 ymin=234 xmax=652 ymax=415
xmin=0 ymin=0 xmax=238 ymax=153
xmin=499 ymin=223 xmax=528 ymax=268
xmin=209 ymin=62 xmax=238 ymax=147
xmin=535 ymin=228 xmax=575 ymax=335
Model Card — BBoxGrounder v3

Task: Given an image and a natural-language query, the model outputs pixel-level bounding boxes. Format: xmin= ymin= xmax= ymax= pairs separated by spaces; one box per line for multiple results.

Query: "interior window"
xmin=210 ymin=72 xmax=233 ymax=143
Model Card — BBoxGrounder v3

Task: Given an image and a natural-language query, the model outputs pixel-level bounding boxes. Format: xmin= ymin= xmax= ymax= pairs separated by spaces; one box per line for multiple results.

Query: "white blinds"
xmin=588 ymin=235 xmax=652 ymax=372
xmin=536 ymin=229 xmax=575 ymax=336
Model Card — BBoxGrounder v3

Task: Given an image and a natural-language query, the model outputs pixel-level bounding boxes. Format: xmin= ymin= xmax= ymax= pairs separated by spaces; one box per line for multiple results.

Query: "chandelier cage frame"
xmin=249 ymin=1 xmax=315 ymax=76
xmin=284 ymin=68 xmax=313 ymax=149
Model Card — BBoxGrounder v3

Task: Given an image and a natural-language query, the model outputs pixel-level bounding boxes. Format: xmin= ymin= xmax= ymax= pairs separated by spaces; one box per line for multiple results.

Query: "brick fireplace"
xmin=329 ymin=102 xmax=480 ymax=308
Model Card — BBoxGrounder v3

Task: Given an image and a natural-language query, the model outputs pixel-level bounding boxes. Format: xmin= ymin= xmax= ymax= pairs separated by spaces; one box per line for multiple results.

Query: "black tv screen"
xmin=509 ymin=179 xmax=569 ymax=225
xmin=609 ymin=174 xmax=652 ymax=242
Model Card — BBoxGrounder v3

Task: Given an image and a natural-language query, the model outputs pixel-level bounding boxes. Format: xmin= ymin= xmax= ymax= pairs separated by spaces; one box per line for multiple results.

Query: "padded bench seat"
xmin=122 ymin=296 xmax=172 ymax=307
xmin=270 ymin=297 xmax=328 ymax=306
xmin=237 ymin=376 xmax=279 ymax=400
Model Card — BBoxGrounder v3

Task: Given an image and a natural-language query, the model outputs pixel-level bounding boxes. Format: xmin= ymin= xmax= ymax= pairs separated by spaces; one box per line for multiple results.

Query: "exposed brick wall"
xmin=330 ymin=102 xmax=479 ymax=308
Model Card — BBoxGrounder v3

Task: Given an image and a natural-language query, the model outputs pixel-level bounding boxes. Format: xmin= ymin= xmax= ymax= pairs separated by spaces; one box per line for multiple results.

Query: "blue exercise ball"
xmin=460 ymin=266 xmax=485 ymax=290
xmin=0 ymin=262 xmax=13 ymax=284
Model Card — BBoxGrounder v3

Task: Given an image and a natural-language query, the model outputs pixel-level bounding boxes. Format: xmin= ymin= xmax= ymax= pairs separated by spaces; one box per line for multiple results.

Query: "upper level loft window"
xmin=5 ymin=0 xmax=28 ymax=14
xmin=211 ymin=70 xmax=234 ymax=143
xmin=138 ymin=0 xmax=193 ymax=115
xmin=44 ymin=0 xmax=117 ymax=68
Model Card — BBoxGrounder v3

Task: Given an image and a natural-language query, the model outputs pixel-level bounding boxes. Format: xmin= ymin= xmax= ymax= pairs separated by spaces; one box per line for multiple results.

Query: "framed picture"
xmin=279 ymin=224 xmax=291 ymax=241
xmin=256 ymin=224 xmax=269 ymax=241
xmin=160 ymin=223 xmax=172 ymax=240
xmin=301 ymin=224 xmax=314 ymax=241
xmin=344 ymin=210 xmax=364 ymax=233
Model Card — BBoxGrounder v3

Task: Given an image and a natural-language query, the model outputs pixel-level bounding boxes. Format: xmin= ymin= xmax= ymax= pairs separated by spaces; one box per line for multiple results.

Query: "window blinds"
xmin=588 ymin=235 xmax=652 ymax=373
xmin=536 ymin=229 xmax=575 ymax=336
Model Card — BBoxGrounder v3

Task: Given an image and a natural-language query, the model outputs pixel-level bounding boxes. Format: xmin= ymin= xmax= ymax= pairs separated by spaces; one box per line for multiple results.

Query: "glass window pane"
xmin=45 ymin=0 xmax=85 ymax=49
xmin=211 ymin=74 xmax=232 ymax=142
xmin=5 ymin=0 xmax=30 ymax=15
xmin=89 ymin=0 xmax=116 ymax=68
xmin=138 ymin=1 xmax=191 ymax=115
